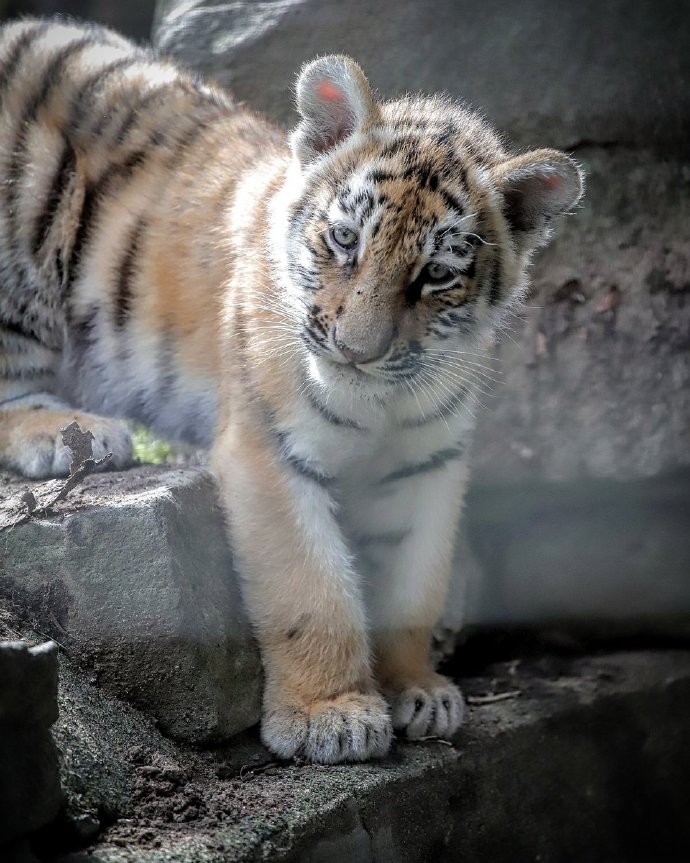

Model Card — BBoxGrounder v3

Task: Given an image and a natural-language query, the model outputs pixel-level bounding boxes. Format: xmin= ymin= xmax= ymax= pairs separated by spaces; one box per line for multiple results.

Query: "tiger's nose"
xmin=333 ymin=324 xmax=393 ymax=365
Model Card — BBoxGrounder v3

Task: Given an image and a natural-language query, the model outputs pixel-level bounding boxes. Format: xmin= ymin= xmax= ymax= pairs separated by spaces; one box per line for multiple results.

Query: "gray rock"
xmin=471 ymin=147 xmax=690 ymax=484
xmin=51 ymin=650 xmax=182 ymax=843
xmin=57 ymin=650 xmax=690 ymax=862
xmin=153 ymin=0 xmax=689 ymax=155
xmin=0 ymin=468 xmax=262 ymax=745
xmin=0 ymin=640 xmax=62 ymax=848
xmin=464 ymin=472 xmax=690 ymax=630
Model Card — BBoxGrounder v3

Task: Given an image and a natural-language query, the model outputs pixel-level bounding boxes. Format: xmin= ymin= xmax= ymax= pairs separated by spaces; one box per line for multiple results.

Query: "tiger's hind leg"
xmin=0 ymin=331 xmax=133 ymax=479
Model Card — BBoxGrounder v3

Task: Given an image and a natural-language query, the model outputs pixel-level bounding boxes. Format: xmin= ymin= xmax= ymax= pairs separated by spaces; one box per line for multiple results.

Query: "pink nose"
xmin=334 ymin=328 xmax=392 ymax=364
xmin=336 ymin=341 xmax=374 ymax=364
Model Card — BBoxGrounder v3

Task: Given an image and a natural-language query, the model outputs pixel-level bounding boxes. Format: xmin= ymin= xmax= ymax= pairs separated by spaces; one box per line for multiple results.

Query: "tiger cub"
xmin=0 ymin=18 xmax=583 ymax=762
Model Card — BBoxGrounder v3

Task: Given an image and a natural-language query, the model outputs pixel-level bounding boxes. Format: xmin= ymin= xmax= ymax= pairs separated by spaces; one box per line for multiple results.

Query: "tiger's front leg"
xmin=356 ymin=455 xmax=469 ymax=740
xmin=211 ymin=420 xmax=392 ymax=764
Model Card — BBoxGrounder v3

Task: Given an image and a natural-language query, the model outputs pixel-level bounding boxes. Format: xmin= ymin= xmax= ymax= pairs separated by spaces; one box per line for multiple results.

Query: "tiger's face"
xmin=286 ymin=132 xmax=505 ymax=393
xmin=274 ymin=57 xmax=583 ymax=397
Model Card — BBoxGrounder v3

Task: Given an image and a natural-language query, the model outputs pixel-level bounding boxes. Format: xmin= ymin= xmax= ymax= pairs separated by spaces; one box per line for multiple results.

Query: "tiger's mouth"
xmin=301 ymin=323 xmax=427 ymax=388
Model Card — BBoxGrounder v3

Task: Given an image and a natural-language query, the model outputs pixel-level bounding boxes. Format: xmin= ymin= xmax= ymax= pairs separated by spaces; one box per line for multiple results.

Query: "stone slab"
xmin=56 ymin=649 xmax=690 ymax=862
xmin=0 ymin=468 xmax=262 ymax=745
xmin=0 ymin=640 xmax=62 ymax=848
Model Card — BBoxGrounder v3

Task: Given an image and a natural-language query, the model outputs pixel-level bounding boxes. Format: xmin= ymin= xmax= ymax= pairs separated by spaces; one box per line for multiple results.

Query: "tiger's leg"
xmin=212 ymin=421 xmax=392 ymax=764
xmin=0 ymin=328 xmax=133 ymax=479
xmin=363 ymin=458 xmax=467 ymax=740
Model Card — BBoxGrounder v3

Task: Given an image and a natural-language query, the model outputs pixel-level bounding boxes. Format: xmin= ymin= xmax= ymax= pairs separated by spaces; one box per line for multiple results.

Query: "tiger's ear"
xmin=291 ymin=55 xmax=379 ymax=166
xmin=493 ymin=150 xmax=584 ymax=246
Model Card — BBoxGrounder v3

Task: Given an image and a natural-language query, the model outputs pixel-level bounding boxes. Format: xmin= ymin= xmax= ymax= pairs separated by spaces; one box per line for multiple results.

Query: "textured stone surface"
xmin=464 ymin=471 xmax=690 ymax=630
xmin=153 ymin=0 xmax=690 ymax=154
xmin=0 ymin=0 xmax=155 ymax=40
xmin=0 ymin=468 xmax=262 ymax=745
xmin=0 ymin=640 xmax=62 ymax=848
xmin=56 ymin=650 xmax=690 ymax=862
xmin=471 ymin=148 xmax=690 ymax=484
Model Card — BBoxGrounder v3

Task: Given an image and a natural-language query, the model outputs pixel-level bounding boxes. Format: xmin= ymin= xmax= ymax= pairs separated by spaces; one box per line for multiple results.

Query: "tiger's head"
xmin=270 ymin=55 xmax=583 ymax=397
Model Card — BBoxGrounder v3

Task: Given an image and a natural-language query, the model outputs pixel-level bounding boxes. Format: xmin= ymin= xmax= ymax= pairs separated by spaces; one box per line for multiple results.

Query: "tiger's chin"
xmin=306 ymin=353 xmax=395 ymax=399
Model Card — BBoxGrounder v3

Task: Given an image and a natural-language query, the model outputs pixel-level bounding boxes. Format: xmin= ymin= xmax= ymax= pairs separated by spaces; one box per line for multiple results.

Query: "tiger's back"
xmin=0 ymin=17 xmax=282 ymax=460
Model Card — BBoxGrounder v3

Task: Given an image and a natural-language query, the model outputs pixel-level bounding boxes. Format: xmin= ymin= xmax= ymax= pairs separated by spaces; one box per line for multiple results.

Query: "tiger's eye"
xmin=331 ymin=225 xmax=359 ymax=251
xmin=426 ymin=262 xmax=451 ymax=282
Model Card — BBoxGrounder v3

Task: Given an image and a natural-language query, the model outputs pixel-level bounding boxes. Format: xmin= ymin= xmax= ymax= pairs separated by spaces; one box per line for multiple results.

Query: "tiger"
xmin=0 ymin=17 xmax=583 ymax=763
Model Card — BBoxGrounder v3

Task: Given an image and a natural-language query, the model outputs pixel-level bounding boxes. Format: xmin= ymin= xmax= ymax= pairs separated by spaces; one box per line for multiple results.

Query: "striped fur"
xmin=0 ymin=21 xmax=584 ymax=762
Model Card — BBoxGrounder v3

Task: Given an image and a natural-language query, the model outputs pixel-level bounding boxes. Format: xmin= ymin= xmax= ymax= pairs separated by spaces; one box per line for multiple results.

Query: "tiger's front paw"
xmin=261 ymin=691 xmax=392 ymax=764
xmin=0 ymin=407 xmax=133 ymax=478
xmin=387 ymin=673 xmax=465 ymax=740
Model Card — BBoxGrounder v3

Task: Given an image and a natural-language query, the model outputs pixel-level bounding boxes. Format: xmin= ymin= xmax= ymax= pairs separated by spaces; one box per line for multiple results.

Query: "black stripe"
xmin=463 ymin=257 xmax=477 ymax=281
xmin=64 ymin=147 xmax=151 ymax=302
xmin=68 ymin=56 xmax=141 ymax=137
xmin=284 ymin=455 xmax=333 ymax=487
xmin=0 ymin=22 xmax=49 ymax=102
xmin=380 ymin=446 xmax=465 ymax=484
xmin=355 ymin=530 xmax=410 ymax=548
xmin=436 ymin=123 xmax=456 ymax=147
xmin=114 ymin=217 xmax=146 ymax=328
xmin=71 ymin=306 xmax=98 ymax=356
xmin=276 ymin=431 xmax=333 ymax=487
xmin=26 ymin=36 xmax=96 ymax=122
xmin=0 ymin=365 xmax=53 ymax=381
xmin=5 ymin=36 xmax=94 ymax=285
xmin=305 ymin=389 xmax=364 ymax=430
xmin=110 ymin=83 xmax=172 ymax=144
xmin=0 ymin=319 xmax=43 ymax=344
xmin=365 ymin=169 xmax=398 ymax=184
xmin=65 ymin=114 xmax=208 ymax=301
xmin=405 ymin=270 xmax=426 ymax=306
xmin=439 ymin=187 xmax=465 ymax=216
xmin=486 ymin=258 xmax=502 ymax=306
xmin=0 ymin=392 xmax=38 ymax=408
xmin=63 ymin=184 xmax=97 ymax=303
xmin=30 ymin=144 xmax=76 ymax=258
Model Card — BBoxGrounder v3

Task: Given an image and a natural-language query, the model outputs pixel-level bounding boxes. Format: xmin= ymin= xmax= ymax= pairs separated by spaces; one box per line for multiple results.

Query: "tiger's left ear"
xmin=492 ymin=149 xmax=584 ymax=246
xmin=291 ymin=55 xmax=380 ymax=167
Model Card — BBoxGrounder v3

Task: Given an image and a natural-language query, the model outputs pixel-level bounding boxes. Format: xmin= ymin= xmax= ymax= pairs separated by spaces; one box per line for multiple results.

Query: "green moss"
xmin=130 ymin=424 xmax=175 ymax=465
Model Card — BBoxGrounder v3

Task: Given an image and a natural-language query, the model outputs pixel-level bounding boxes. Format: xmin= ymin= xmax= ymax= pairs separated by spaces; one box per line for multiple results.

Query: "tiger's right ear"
xmin=290 ymin=55 xmax=379 ymax=167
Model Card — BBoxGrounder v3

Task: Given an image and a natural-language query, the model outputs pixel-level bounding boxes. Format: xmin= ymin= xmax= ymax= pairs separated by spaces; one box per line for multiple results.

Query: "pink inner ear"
xmin=542 ymin=174 xmax=563 ymax=189
xmin=315 ymin=80 xmax=345 ymax=103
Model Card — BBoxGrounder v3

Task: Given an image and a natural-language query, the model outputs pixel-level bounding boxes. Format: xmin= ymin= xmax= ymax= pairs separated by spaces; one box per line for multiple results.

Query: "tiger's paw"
xmin=0 ymin=406 xmax=133 ymax=479
xmin=387 ymin=673 xmax=465 ymax=740
xmin=261 ymin=691 xmax=392 ymax=764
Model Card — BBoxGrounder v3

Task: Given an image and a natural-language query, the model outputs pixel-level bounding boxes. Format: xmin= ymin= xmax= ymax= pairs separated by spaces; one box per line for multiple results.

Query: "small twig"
xmin=415 ymin=736 xmax=456 ymax=746
xmin=42 ymin=452 xmax=111 ymax=510
xmin=1 ymin=422 xmax=111 ymax=531
xmin=466 ymin=690 xmax=521 ymax=706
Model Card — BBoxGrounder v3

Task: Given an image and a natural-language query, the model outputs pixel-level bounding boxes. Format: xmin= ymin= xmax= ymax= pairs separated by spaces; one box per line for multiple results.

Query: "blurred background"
xmin=2 ymin=0 xmax=689 ymax=637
